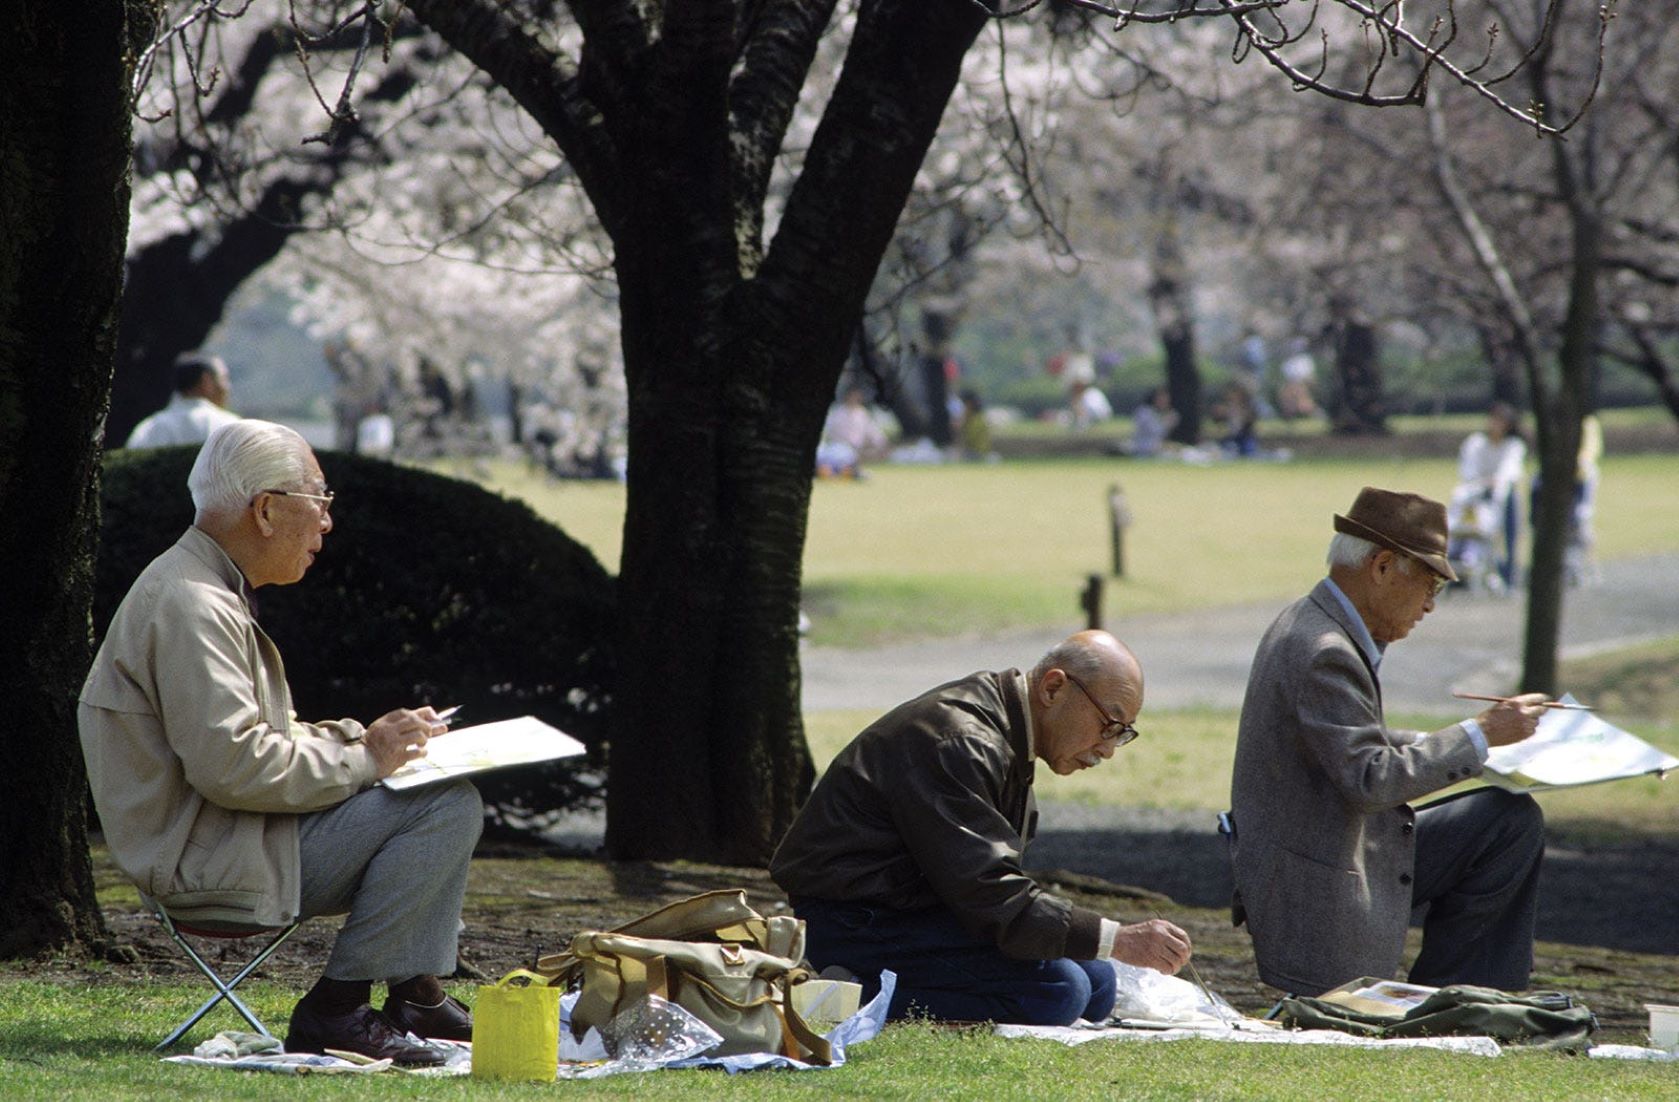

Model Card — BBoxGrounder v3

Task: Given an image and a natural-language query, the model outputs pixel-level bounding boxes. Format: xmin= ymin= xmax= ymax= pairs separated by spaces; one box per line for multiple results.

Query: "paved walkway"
xmin=801 ymin=552 xmax=1679 ymax=715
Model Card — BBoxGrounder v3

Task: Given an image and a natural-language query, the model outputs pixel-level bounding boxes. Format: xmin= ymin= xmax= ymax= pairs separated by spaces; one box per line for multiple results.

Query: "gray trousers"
xmin=1408 ymin=788 xmax=1544 ymax=990
xmin=298 ymin=779 xmax=483 ymax=983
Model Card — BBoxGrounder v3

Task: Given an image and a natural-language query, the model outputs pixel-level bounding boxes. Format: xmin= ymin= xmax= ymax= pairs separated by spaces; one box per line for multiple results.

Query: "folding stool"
xmin=143 ymin=894 xmax=302 ymax=1050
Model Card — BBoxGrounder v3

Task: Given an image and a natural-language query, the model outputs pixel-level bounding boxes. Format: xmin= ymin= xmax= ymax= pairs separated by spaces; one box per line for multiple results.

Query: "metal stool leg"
xmin=150 ymin=906 xmax=301 ymax=1051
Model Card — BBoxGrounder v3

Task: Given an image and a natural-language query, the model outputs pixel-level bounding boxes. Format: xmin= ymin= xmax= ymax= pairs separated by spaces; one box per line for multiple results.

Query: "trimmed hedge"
xmin=95 ymin=446 xmax=617 ymax=834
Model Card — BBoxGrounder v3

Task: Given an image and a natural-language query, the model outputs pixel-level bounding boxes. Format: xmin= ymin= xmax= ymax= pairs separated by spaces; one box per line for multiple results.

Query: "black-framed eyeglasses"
xmin=257 ymin=488 xmax=335 ymax=514
xmin=1062 ymin=671 xmax=1140 ymax=747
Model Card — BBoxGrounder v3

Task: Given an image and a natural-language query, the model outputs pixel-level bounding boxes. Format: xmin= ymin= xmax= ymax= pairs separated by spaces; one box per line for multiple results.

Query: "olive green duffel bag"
xmin=1279 ymin=982 xmax=1596 ymax=1051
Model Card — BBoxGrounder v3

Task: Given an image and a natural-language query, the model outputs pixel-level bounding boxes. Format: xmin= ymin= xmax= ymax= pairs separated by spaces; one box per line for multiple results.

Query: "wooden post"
xmin=1080 ymin=573 xmax=1103 ymax=630
xmin=1108 ymin=483 xmax=1132 ymax=578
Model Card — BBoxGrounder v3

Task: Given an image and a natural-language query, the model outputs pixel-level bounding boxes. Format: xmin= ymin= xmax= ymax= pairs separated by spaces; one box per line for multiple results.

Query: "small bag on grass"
xmin=471 ymin=968 xmax=563 ymax=1081
xmin=535 ymin=889 xmax=832 ymax=1064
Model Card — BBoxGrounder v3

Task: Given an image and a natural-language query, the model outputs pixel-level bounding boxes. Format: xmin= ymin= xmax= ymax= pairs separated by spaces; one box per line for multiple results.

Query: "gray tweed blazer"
xmin=1229 ymin=580 xmax=1483 ymax=994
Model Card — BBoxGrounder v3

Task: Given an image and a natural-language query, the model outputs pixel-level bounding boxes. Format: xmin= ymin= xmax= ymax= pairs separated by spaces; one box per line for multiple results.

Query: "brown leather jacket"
xmin=770 ymin=670 xmax=1104 ymax=961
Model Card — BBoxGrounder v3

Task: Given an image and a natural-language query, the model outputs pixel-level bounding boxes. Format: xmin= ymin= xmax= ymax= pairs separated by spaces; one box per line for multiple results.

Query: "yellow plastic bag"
xmin=471 ymin=968 xmax=561 ymax=1081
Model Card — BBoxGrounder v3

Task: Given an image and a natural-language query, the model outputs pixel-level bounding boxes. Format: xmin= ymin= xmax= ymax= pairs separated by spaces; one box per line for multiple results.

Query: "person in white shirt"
xmin=1446 ymin=402 xmax=1527 ymax=588
xmin=125 ymin=353 xmax=242 ymax=448
xmin=1069 ymin=380 xmax=1113 ymax=430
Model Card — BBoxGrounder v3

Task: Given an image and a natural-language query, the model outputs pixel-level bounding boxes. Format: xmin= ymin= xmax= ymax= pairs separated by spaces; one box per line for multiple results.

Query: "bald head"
xmin=1031 ymin=630 xmax=1143 ymax=700
xmin=1029 ymin=630 xmax=1145 ymax=776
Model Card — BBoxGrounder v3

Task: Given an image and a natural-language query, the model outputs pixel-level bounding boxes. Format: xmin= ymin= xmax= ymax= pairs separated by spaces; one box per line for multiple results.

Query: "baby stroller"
xmin=1446 ymin=483 xmax=1517 ymax=593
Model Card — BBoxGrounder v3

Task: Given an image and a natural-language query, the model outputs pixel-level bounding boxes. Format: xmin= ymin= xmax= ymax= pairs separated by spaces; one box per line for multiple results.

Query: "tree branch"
xmin=402 ymin=0 xmax=627 ymax=235
xmin=729 ymin=0 xmax=840 ymax=269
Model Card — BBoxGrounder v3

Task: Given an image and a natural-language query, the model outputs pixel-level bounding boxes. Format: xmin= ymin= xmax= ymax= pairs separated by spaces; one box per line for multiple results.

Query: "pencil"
xmin=1452 ymin=692 xmax=1592 ymax=711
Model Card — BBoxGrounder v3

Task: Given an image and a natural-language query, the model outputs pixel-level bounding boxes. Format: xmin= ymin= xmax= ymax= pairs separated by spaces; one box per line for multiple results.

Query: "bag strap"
xmin=495 ymin=967 xmax=558 ymax=988
xmin=774 ymin=974 xmax=833 ymax=1066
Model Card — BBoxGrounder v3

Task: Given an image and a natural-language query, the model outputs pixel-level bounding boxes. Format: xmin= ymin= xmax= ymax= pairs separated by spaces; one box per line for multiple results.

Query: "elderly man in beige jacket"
xmin=80 ymin=420 xmax=480 ymax=1066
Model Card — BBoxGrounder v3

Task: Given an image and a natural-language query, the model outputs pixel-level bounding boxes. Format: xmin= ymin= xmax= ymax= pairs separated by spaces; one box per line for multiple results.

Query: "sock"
xmin=301 ymin=976 xmax=372 ymax=1013
xmin=389 ymin=975 xmax=446 ymax=1006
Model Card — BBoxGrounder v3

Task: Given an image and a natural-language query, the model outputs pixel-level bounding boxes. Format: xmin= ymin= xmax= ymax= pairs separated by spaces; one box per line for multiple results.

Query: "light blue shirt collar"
xmin=1322 ymin=576 xmax=1384 ymax=671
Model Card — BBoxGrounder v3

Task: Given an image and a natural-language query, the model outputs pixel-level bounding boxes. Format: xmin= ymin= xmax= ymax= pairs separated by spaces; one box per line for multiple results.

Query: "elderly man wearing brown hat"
xmin=1227 ymin=487 xmax=1552 ymax=996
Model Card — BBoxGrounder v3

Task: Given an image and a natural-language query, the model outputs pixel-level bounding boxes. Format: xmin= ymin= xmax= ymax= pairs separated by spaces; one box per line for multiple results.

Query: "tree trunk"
xmin=1475 ymin=323 xmax=1526 ymax=408
xmin=1149 ymin=219 xmax=1202 ymax=445
xmin=1521 ymin=213 xmax=1598 ymax=695
xmin=601 ymin=0 xmax=986 ymax=862
xmin=0 ymin=1 xmax=141 ymax=958
xmin=1327 ymin=295 xmax=1388 ymax=435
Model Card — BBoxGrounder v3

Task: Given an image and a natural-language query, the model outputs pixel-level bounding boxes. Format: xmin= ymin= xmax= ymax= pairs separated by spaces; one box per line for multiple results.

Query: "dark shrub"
xmin=95 ymin=446 xmax=617 ymax=835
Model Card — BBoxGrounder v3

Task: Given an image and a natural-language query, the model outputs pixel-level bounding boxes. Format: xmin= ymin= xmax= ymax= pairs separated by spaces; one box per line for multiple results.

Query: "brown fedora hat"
xmin=1333 ymin=486 xmax=1458 ymax=582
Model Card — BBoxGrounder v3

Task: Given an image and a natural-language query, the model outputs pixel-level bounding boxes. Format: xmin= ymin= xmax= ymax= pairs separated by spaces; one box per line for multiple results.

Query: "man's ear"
xmin=251 ymin=493 xmax=277 ymax=536
xmin=1039 ymin=668 xmax=1066 ymax=704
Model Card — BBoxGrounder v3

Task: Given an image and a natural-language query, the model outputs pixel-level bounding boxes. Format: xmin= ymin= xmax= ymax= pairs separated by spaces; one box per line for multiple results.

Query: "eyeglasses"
xmin=258 ymin=488 xmax=335 ymax=514
xmin=1062 ymin=671 xmax=1140 ymax=747
xmin=1398 ymin=553 xmax=1448 ymax=597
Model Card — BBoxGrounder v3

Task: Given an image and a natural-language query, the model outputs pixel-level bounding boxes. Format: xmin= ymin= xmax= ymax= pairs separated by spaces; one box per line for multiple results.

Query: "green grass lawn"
xmin=454 ymin=452 xmax=1679 ymax=647
xmin=4 ymin=980 xmax=1676 ymax=1100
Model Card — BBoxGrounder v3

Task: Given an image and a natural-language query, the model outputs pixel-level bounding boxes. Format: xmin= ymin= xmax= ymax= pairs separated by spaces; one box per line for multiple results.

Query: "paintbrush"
xmin=1152 ymin=910 xmax=1233 ymax=1027
xmin=1452 ymin=692 xmax=1593 ymax=711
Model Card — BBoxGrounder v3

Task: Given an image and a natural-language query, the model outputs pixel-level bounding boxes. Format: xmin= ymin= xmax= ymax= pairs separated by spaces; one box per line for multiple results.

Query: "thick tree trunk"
xmin=0 ymin=1 xmax=140 ymax=957
xmin=603 ymin=0 xmax=985 ymax=862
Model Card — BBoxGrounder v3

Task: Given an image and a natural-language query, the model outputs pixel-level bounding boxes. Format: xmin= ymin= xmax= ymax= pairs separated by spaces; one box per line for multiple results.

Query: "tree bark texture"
xmin=410 ymin=0 xmax=986 ymax=862
xmin=0 ymin=0 xmax=142 ymax=957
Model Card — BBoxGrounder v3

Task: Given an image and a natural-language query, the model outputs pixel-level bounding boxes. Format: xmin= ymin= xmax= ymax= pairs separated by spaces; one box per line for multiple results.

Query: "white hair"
xmin=189 ymin=420 xmax=312 ymax=517
xmin=1327 ymin=532 xmax=1414 ymax=573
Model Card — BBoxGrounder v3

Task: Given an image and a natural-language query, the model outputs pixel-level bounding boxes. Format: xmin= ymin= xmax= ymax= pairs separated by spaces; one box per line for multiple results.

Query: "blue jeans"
xmin=793 ymin=898 xmax=1116 ymax=1025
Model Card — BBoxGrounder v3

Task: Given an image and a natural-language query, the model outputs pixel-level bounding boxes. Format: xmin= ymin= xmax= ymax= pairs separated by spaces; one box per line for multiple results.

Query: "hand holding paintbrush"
xmin=1454 ymin=691 xmax=1556 ymax=747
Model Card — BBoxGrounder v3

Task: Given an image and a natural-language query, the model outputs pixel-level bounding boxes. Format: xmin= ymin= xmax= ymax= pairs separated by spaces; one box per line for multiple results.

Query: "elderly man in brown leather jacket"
xmin=770 ymin=630 xmax=1192 ymax=1024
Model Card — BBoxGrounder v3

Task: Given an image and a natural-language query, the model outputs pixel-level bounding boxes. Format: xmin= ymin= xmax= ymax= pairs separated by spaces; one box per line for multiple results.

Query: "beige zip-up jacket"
xmin=79 ymin=526 xmax=379 ymax=927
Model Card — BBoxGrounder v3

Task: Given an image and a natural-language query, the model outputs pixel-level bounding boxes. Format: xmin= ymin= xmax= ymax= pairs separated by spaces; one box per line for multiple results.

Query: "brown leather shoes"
xmin=285 ymin=999 xmax=446 ymax=1067
xmin=383 ymin=992 xmax=474 ymax=1042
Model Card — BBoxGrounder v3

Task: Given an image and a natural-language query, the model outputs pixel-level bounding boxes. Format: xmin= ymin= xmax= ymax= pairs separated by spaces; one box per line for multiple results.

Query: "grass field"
xmin=9 ymin=436 xmax=1667 ymax=1097
xmin=5 ymin=979 xmax=1679 ymax=1101
xmin=460 ymin=452 xmax=1679 ymax=647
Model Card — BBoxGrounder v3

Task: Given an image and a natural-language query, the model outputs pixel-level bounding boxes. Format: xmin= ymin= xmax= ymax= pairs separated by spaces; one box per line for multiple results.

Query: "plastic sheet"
xmin=1109 ymin=960 xmax=1244 ymax=1027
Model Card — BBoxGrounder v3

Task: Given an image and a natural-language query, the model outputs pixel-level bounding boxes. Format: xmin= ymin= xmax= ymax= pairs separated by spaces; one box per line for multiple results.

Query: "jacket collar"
xmin=1310 ymin=577 xmax=1383 ymax=677
xmin=178 ymin=525 xmax=257 ymax=606
xmin=999 ymin=668 xmax=1036 ymax=776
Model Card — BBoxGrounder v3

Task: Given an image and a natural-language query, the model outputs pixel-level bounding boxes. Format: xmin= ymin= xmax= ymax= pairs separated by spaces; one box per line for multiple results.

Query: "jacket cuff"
xmin=1065 ymin=905 xmax=1105 ymax=960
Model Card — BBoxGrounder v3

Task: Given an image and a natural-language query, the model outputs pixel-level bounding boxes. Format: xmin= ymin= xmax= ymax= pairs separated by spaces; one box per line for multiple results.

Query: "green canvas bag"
xmin=1279 ymin=983 xmax=1596 ymax=1051
xmin=535 ymin=890 xmax=832 ymax=1064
